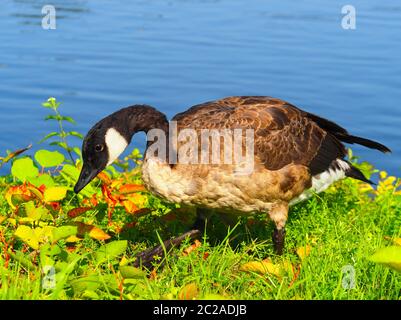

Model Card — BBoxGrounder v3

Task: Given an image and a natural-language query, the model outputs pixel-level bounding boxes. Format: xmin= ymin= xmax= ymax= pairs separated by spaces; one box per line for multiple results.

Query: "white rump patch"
xmin=105 ymin=128 xmax=128 ymax=166
xmin=289 ymin=159 xmax=350 ymax=206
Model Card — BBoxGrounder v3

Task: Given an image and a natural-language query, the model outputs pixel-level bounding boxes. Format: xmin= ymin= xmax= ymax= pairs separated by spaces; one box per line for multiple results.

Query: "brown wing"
xmin=172 ymin=96 xmax=346 ymax=175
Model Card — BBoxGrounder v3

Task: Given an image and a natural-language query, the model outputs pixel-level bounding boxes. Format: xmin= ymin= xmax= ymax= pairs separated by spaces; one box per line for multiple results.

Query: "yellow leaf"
xmin=0 ymin=215 xmax=6 ymax=224
xmin=380 ymin=171 xmax=387 ymax=179
xmin=14 ymin=225 xmax=39 ymax=249
xmin=122 ymin=200 xmax=139 ymax=214
xmin=296 ymin=245 xmax=311 ymax=261
xmin=239 ymin=259 xmax=281 ymax=277
xmin=65 ymin=235 xmax=82 ymax=243
xmin=178 ymin=283 xmax=199 ymax=300
xmin=88 ymin=227 xmax=111 ymax=241
xmin=44 ymin=187 xmax=68 ymax=202
xmin=384 ymin=236 xmax=401 ymax=246
xmin=34 ymin=226 xmax=55 ymax=244
xmin=383 ymin=176 xmax=396 ymax=186
xmin=111 ymin=179 xmax=124 ymax=189
xmin=25 ymin=201 xmax=48 ymax=221
xmin=128 ymin=193 xmax=147 ymax=207
xmin=119 ymin=256 xmax=129 ymax=267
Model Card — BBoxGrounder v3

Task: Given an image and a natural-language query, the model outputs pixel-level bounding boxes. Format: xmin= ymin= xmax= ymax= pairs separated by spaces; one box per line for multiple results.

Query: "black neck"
xmin=111 ymin=105 xmax=169 ymax=141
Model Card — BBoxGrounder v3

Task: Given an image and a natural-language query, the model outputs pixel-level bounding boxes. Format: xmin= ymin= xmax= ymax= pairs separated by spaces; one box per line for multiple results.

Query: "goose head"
xmin=74 ymin=105 xmax=168 ymax=194
xmin=74 ymin=124 xmax=129 ymax=193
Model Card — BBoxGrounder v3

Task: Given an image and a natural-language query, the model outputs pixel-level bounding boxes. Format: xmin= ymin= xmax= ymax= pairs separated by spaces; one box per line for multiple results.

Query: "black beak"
xmin=74 ymin=163 xmax=101 ymax=194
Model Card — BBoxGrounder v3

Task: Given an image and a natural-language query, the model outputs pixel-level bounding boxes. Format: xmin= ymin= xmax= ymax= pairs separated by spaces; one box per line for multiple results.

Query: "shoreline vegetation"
xmin=0 ymin=98 xmax=400 ymax=300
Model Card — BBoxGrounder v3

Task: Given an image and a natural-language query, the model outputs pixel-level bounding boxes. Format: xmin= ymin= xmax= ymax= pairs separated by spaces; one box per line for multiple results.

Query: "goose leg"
xmin=268 ymin=202 xmax=289 ymax=255
xmin=134 ymin=230 xmax=200 ymax=269
xmin=192 ymin=207 xmax=209 ymax=233
xmin=133 ymin=208 xmax=208 ymax=269
xmin=272 ymin=227 xmax=286 ymax=255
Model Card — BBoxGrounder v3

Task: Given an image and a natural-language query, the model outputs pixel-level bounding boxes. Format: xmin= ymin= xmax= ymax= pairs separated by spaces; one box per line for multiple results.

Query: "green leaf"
xmin=67 ymin=131 xmax=83 ymax=139
xmin=39 ymin=243 xmax=59 ymax=267
xmin=35 ymin=150 xmax=65 ymax=168
xmin=96 ymin=240 xmax=128 ymax=264
xmin=369 ymin=246 xmax=401 ymax=272
xmin=45 ymin=115 xmax=63 ymax=121
xmin=42 ymin=102 xmax=53 ymax=108
xmin=39 ymin=132 xmax=59 ymax=143
xmin=51 ymin=255 xmax=83 ymax=299
xmin=73 ymin=147 xmax=82 ymax=157
xmin=43 ymin=97 xmax=60 ymax=109
xmin=44 ymin=186 xmax=68 ymax=202
xmin=24 ymin=201 xmax=48 ymax=221
xmin=14 ymin=225 xmax=39 ymax=250
xmin=52 ymin=226 xmax=78 ymax=243
xmin=82 ymin=290 xmax=99 ymax=300
xmin=61 ymin=116 xmax=76 ymax=124
xmin=50 ymin=141 xmax=69 ymax=150
xmin=8 ymin=250 xmax=36 ymax=271
xmin=40 ymin=243 xmax=62 ymax=257
xmin=131 ymin=148 xmax=142 ymax=159
xmin=11 ymin=158 xmax=39 ymax=182
xmin=61 ymin=164 xmax=80 ymax=180
xmin=27 ymin=174 xmax=55 ymax=188
xmin=119 ymin=266 xmax=146 ymax=279
xmin=70 ymin=275 xmax=101 ymax=294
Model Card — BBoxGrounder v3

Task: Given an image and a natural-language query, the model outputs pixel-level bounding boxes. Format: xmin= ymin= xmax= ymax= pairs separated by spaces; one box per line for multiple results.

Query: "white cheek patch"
xmin=105 ymin=128 xmax=128 ymax=166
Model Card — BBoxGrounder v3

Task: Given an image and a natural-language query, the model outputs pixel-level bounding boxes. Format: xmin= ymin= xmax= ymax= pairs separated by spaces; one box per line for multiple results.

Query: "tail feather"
xmin=344 ymin=162 xmax=375 ymax=185
xmin=334 ymin=134 xmax=391 ymax=153
xmin=305 ymin=111 xmax=391 ymax=153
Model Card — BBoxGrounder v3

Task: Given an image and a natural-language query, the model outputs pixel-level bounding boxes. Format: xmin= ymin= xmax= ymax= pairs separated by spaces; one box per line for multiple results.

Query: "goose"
xmin=74 ymin=96 xmax=390 ymax=255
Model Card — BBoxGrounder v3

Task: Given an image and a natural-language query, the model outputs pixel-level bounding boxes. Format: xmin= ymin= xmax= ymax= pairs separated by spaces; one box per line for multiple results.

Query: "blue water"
xmin=0 ymin=0 xmax=400 ymax=176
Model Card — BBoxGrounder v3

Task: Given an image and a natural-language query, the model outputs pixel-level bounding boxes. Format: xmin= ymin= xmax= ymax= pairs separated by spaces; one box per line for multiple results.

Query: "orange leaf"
xmin=6 ymin=185 xmax=33 ymax=209
xmin=122 ymin=200 xmax=139 ymax=214
xmin=150 ymin=268 xmax=157 ymax=280
xmin=178 ymin=283 xmax=199 ymax=300
xmin=47 ymin=202 xmax=61 ymax=212
xmin=68 ymin=207 xmax=93 ymax=218
xmin=183 ymin=240 xmax=201 ymax=256
xmin=101 ymin=184 xmax=118 ymax=207
xmin=75 ymin=222 xmax=111 ymax=240
xmin=119 ymin=184 xmax=146 ymax=194
xmin=89 ymin=227 xmax=111 ymax=240
xmin=90 ymin=194 xmax=98 ymax=207
xmin=38 ymin=184 xmax=46 ymax=194
xmin=97 ymin=172 xmax=111 ymax=185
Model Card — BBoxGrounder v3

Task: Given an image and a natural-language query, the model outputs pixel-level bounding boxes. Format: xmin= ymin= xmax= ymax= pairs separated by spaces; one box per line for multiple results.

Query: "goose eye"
xmin=95 ymin=144 xmax=104 ymax=152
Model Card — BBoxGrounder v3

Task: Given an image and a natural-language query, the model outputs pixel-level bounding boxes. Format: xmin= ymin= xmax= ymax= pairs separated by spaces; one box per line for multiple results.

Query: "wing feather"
xmin=173 ymin=96 xmax=342 ymax=175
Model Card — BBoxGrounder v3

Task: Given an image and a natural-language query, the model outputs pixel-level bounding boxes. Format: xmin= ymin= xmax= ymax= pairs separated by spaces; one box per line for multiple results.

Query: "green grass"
xmin=1 ymin=172 xmax=401 ymax=300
